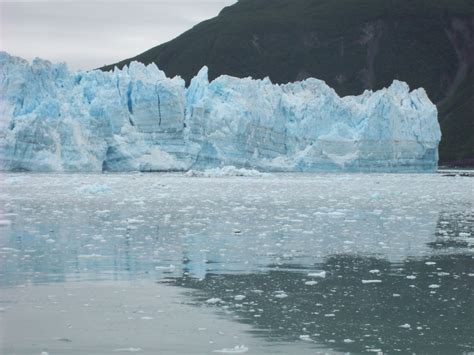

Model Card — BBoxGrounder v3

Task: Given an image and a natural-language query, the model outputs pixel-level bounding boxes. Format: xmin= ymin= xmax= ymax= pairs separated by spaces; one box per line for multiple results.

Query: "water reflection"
xmin=429 ymin=210 xmax=474 ymax=250
xmin=0 ymin=173 xmax=473 ymax=353
xmin=1 ymin=207 xmax=471 ymax=287
xmin=4 ymin=212 xmax=471 ymax=352
xmin=165 ymin=210 xmax=474 ymax=353
xmin=169 ymin=253 xmax=474 ymax=353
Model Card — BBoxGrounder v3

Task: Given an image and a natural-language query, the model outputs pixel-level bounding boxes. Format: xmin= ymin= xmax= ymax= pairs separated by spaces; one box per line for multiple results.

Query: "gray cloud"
xmin=0 ymin=0 xmax=236 ymax=70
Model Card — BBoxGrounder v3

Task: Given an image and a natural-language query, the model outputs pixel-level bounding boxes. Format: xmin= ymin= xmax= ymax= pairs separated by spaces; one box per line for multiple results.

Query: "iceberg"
xmin=185 ymin=166 xmax=267 ymax=177
xmin=0 ymin=52 xmax=441 ymax=172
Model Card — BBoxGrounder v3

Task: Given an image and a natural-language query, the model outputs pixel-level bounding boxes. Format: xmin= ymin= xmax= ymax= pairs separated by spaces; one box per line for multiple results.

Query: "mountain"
xmin=101 ymin=0 xmax=473 ymax=166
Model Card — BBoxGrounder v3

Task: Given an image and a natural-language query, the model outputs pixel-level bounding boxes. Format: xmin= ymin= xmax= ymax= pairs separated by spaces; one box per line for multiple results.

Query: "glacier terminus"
xmin=0 ymin=52 xmax=441 ymax=172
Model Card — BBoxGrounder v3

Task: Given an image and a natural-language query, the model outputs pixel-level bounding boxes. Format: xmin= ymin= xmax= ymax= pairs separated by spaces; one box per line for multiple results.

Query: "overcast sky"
xmin=0 ymin=0 xmax=236 ymax=70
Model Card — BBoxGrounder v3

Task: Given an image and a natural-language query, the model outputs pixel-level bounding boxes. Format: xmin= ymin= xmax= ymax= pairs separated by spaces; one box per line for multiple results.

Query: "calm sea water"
xmin=0 ymin=173 xmax=472 ymax=354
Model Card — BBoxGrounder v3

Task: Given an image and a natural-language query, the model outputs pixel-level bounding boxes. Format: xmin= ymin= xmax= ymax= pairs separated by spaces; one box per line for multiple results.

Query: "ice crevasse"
xmin=0 ymin=52 xmax=441 ymax=172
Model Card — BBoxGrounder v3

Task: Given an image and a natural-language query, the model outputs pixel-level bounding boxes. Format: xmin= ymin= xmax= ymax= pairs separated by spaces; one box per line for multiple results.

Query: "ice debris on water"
xmin=206 ymin=298 xmax=224 ymax=304
xmin=186 ymin=166 xmax=265 ymax=177
xmin=0 ymin=52 xmax=440 ymax=172
xmin=0 ymin=220 xmax=12 ymax=226
xmin=78 ymin=184 xmax=111 ymax=194
xmin=213 ymin=345 xmax=249 ymax=353
xmin=362 ymin=279 xmax=382 ymax=284
xmin=273 ymin=291 xmax=288 ymax=299
xmin=308 ymin=271 xmax=326 ymax=278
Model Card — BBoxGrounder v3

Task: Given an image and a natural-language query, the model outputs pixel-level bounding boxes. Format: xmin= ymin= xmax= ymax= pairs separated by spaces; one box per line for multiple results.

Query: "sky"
xmin=0 ymin=0 xmax=236 ymax=70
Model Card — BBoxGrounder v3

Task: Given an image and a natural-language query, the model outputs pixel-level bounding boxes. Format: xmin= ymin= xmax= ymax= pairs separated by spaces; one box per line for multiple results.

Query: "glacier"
xmin=0 ymin=52 xmax=441 ymax=172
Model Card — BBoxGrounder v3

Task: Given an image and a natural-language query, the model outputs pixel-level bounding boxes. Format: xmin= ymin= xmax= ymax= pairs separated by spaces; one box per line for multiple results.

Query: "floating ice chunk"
xmin=78 ymin=184 xmax=111 ymax=194
xmin=371 ymin=192 xmax=381 ymax=200
xmin=369 ymin=269 xmax=380 ymax=274
xmin=5 ymin=176 xmax=25 ymax=184
xmin=327 ymin=211 xmax=345 ymax=218
xmin=126 ymin=218 xmax=145 ymax=224
xmin=304 ymin=281 xmax=318 ymax=286
xmin=1 ymin=247 xmax=19 ymax=252
xmin=78 ymin=254 xmax=103 ymax=259
xmin=206 ymin=298 xmax=224 ymax=304
xmin=0 ymin=220 xmax=12 ymax=226
xmin=185 ymin=170 xmax=205 ymax=177
xmin=234 ymin=295 xmax=246 ymax=301
xmin=186 ymin=166 xmax=265 ymax=177
xmin=95 ymin=210 xmax=111 ymax=215
xmin=273 ymin=291 xmax=288 ymax=299
xmin=113 ymin=348 xmax=143 ymax=352
xmin=362 ymin=279 xmax=382 ymax=284
xmin=308 ymin=271 xmax=326 ymax=278
xmin=155 ymin=264 xmax=175 ymax=270
xmin=299 ymin=335 xmax=312 ymax=341
xmin=399 ymin=323 xmax=411 ymax=329
xmin=213 ymin=345 xmax=249 ymax=353
xmin=428 ymin=284 xmax=440 ymax=289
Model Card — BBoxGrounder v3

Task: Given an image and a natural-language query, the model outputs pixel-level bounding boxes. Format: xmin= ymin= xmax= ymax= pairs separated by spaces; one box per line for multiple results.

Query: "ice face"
xmin=0 ymin=52 xmax=441 ymax=172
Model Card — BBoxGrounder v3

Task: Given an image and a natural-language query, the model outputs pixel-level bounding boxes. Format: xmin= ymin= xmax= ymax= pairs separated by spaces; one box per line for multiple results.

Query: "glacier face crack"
xmin=0 ymin=52 xmax=441 ymax=172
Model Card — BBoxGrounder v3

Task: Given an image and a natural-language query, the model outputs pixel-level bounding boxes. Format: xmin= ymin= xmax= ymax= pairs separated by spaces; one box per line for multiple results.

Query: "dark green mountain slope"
xmin=102 ymin=0 xmax=474 ymax=166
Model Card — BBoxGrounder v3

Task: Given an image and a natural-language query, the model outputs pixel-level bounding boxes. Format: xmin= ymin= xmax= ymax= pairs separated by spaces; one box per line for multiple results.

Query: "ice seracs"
xmin=0 ymin=52 xmax=441 ymax=172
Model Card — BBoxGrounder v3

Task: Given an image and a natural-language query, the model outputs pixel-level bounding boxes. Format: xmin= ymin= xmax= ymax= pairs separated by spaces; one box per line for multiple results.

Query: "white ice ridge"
xmin=0 ymin=52 xmax=441 ymax=172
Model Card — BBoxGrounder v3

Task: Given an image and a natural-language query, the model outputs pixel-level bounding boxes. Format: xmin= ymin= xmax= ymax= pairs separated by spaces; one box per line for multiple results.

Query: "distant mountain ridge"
xmin=102 ymin=0 xmax=474 ymax=166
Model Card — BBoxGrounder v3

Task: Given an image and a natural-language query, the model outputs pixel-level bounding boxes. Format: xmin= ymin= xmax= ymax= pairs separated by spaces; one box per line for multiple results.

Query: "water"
xmin=0 ymin=172 xmax=472 ymax=354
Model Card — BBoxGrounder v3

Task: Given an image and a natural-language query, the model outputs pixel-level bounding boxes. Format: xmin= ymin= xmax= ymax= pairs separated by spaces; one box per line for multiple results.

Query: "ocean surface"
xmin=0 ymin=172 xmax=472 ymax=354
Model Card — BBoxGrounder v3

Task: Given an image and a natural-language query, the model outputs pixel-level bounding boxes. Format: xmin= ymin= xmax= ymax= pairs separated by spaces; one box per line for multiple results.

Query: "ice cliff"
xmin=0 ymin=52 xmax=441 ymax=172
